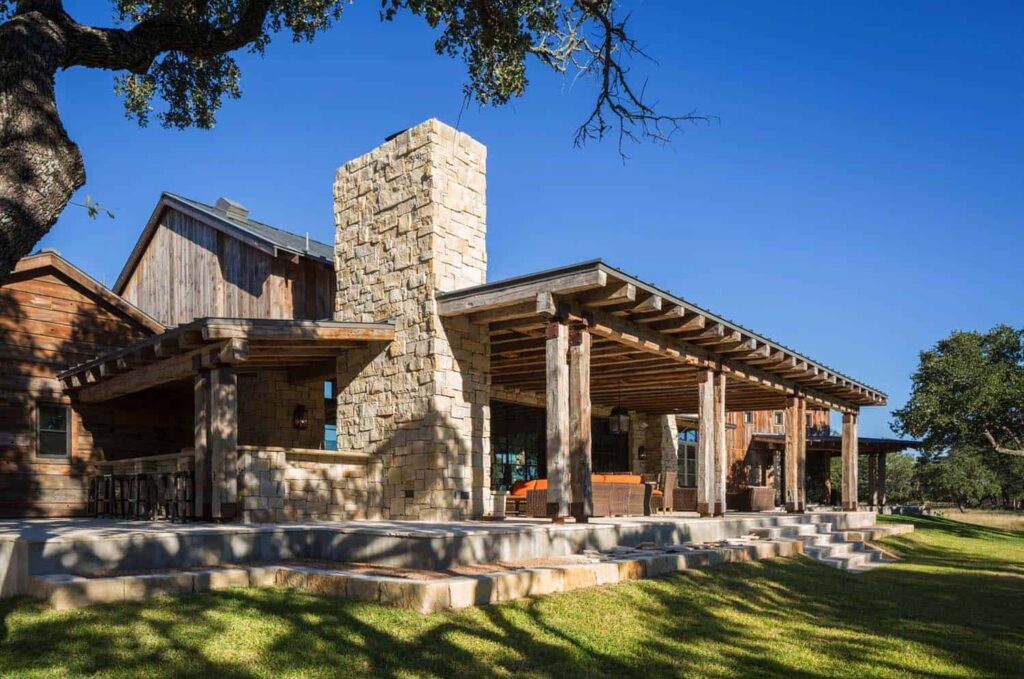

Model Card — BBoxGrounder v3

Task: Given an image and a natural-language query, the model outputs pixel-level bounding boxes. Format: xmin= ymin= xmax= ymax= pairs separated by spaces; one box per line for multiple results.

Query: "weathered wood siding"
xmin=725 ymin=408 xmax=831 ymax=487
xmin=121 ymin=208 xmax=334 ymax=326
xmin=0 ymin=262 xmax=161 ymax=517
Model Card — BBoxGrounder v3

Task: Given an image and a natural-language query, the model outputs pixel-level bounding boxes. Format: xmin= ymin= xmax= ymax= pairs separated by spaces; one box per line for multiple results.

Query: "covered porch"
xmin=752 ymin=434 xmax=921 ymax=508
xmin=438 ymin=260 xmax=887 ymax=522
xmin=58 ymin=318 xmax=395 ymax=522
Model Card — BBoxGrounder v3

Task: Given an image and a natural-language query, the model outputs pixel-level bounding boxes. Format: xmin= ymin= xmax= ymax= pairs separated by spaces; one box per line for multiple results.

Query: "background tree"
xmin=0 ymin=0 xmax=701 ymax=281
xmin=883 ymin=451 xmax=919 ymax=504
xmin=892 ymin=325 xmax=1024 ymax=458
xmin=917 ymin=447 xmax=1001 ymax=511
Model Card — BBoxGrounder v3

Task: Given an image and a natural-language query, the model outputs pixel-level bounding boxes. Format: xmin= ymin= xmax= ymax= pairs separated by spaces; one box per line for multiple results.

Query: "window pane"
xmin=39 ymin=405 xmax=67 ymax=433
xmin=38 ymin=430 xmax=67 ymax=457
xmin=37 ymin=404 xmax=68 ymax=458
xmin=323 ymin=424 xmax=337 ymax=451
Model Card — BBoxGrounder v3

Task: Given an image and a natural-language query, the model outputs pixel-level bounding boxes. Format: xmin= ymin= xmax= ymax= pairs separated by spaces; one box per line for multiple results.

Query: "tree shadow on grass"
xmin=0 ymin=517 xmax=1021 ymax=678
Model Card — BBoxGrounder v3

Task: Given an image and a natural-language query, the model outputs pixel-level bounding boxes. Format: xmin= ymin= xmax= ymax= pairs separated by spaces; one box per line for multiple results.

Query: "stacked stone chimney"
xmin=332 ymin=119 xmax=491 ymax=520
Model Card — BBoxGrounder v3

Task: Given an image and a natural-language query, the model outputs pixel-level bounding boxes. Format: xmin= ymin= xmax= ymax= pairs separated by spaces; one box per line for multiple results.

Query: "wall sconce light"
xmin=293 ymin=404 xmax=309 ymax=430
xmin=637 ymin=445 xmax=647 ymax=461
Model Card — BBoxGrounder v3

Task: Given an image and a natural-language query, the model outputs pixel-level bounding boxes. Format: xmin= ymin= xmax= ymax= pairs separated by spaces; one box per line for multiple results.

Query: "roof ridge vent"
xmin=215 ymin=197 xmax=249 ymax=222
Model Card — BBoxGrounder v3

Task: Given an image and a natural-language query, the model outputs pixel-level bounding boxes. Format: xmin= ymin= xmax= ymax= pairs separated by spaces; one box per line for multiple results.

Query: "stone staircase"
xmin=752 ymin=517 xmax=907 ymax=573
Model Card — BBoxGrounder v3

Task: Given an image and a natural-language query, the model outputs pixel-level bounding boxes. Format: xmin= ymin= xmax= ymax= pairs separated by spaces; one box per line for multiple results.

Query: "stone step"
xmin=29 ymin=566 xmax=266 ymax=610
xmin=28 ymin=537 xmax=807 ymax=613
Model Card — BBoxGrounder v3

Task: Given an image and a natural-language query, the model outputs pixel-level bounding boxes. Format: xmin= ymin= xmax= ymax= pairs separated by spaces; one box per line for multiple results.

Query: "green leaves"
xmin=74 ymin=195 xmax=116 ymax=220
xmin=112 ymin=1 xmax=347 ymax=129
xmin=892 ymin=325 xmax=1024 ymax=456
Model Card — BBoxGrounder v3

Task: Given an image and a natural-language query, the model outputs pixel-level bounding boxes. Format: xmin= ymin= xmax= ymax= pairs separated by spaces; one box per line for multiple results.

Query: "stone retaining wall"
xmin=238 ymin=446 xmax=382 ymax=523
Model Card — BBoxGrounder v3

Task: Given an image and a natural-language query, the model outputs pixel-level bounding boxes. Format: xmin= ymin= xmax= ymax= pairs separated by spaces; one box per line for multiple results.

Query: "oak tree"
xmin=0 ymin=0 xmax=700 ymax=280
xmin=892 ymin=325 xmax=1024 ymax=458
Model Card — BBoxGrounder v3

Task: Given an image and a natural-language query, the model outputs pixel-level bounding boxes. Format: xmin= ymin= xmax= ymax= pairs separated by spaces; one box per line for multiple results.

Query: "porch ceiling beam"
xmin=584 ymin=308 xmax=860 ymax=413
xmin=578 ymin=281 xmax=636 ymax=307
xmin=438 ymin=269 xmax=608 ymax=316
xmin=437 ymin=262 xmax=885 ymax=405
xmin=202 ymin=322 xmax=394 ymax=343
xmin=73 ymin=339 xmax=249 ymax=403
xmin=632 ymin=304 xmax=687 ymax=325
xmin=650 ymin=313 xmax=705 ymax=334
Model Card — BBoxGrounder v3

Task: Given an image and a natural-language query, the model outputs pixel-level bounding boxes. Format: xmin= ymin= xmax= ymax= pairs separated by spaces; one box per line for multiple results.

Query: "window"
xmin=677 ymin=429 xmax=698 ymax=487
xmin=743 ymin=411 xmax=753 ymax=424
xmin=773 ymin=411 xmax=784 ymax=426
xmin=36 ymin=403 xmax=70 ymax=458
xmin=323 ymin=380 xmax=337 ymax=450
xmin=805 ymin=413 xmax=812 ymax=428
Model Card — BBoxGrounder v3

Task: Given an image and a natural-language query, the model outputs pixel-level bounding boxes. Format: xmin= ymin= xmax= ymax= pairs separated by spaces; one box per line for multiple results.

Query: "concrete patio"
xmin=0 ymin=510 xmax=884 ymax=599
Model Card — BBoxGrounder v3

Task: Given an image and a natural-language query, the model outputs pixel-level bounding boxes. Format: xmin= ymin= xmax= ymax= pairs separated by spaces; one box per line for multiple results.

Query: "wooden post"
xmin=868 ymin=453 xmax=878 ymax=507
xmin=210 ymin=365 xmax=238 ymax=519
xmin=696 ymin=369 xmax=715 ymax=517
xmin=784 ymin=396 xmax=800 ymax=513
xmin=796 ymin=397 xmax=807 ymax=512
xmin=841 ymin=412 xmax=859 ymax=511
xmin=713 ymin=371 xmax=727 ymax=516
xmin=568 ymin=323 xmax=593 ymax=522
xmin=545 ymin=320 xmax=570 ymax=521
xmin=877 ymin=453 xmax=887 ymax=508
xmin=193 ymin=370 xmax=210 ymax=519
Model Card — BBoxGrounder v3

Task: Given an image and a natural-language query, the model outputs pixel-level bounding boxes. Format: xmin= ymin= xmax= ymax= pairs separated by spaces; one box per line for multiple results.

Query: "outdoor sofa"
xmin=510 ymin=474 xmax=662 ymax=518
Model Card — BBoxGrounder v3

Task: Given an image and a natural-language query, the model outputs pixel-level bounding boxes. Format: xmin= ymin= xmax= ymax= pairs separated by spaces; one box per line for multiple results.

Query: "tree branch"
xmin=983 ymin=430 xmax=1024 ymax=457
xmin=60 ymin=0 xmax=273 ymax=74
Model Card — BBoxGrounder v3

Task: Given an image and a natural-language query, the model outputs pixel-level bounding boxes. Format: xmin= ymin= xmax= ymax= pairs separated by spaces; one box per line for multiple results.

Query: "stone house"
xmin=2 ymin=119 xmax=909 ymax=522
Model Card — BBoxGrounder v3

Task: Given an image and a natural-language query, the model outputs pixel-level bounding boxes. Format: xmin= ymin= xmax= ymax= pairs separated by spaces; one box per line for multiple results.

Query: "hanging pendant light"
xmin=609 ymin=382 xmax=630 ymax=435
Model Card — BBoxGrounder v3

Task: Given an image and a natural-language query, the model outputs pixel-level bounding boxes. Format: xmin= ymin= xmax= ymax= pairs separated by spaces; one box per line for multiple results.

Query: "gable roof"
xmin=11 ymin=250 xmax=164 ymax=334
xmin=113 ymin=192 xmax=334 ymax=294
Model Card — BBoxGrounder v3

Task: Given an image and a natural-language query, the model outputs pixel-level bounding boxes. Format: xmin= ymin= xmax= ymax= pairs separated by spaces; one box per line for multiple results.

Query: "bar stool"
xmin=86 ymin=476 xmax=98 ymax=516
xmin=171 ymin=470 xmax=193 ymax=522
xmin=96 ymin=473 xmax=113 ymax=517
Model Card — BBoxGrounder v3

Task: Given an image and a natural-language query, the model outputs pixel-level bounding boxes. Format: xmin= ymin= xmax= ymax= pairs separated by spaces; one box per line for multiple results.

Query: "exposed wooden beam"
xmin=75 ymin=339 xmax=248 ymax=403
xmin=578 ymin=282 xmax=636 ymax=307
xmin=438 ymin=269 xmax=608 ymax=316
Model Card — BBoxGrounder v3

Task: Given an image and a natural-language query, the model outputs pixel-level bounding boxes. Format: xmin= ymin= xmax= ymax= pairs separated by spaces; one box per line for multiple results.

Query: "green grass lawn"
xmin=1 ymin=516 xmax=1021 ymax=679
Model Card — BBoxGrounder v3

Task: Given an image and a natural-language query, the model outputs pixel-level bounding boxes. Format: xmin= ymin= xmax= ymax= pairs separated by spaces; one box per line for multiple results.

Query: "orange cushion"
xmin=534 ymin=479 xmax=548 ymax=490
xmin=652 ymin=489 xmax=664 ymax=497
xmin=509 ymin=481 xmax=529 ymax=497
xmin=591 ymin=474 xmax=607 ymax=483
xmin=604 ymin=474 xmax=643 ymax=484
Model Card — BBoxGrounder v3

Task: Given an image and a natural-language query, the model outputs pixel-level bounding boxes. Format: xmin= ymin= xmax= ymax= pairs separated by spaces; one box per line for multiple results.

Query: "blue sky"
xmin=43 ymin=1 xmax=1023 ymax=438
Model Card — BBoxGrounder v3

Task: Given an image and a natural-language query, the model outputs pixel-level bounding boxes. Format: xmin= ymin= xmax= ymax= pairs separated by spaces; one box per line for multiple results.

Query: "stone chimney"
xmin=332 ymin=119 xmax=491 ymax=520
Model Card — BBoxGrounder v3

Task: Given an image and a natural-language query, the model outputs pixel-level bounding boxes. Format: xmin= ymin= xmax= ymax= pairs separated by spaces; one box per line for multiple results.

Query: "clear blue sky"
xmin=42 ymin=1 xmax=1024 ymax=438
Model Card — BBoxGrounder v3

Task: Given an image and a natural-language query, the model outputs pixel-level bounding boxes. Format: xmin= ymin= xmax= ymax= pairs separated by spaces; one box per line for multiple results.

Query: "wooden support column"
xmin=784 ymin=396 xmax=800 ymax=513
xmin=877 ymin=453 xmax=887 ymax=507
xmin=713 ymin=371 xmax=727 ymax=516
xmin=193 ymin=370 xmax=211 ymax=519
xmin=568 ymin=323 xmax=593 ymax=522
xmin=794 ymin=399 xmax=802 ymax=510
xmin=868 ymin=453 xmax=878 ymax=507
xmin=841 ymin=412 xmax=859 ymax=511
xmin=210 ymin=365 xmax=238 ymax=520
xmin=696 ymin=369 xmax=715 ymax=517
xmin=545 ymin=320 xmax=571 ymax=522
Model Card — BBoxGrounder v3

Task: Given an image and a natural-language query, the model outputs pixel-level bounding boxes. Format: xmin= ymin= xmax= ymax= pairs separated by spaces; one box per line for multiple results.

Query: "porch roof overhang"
xmin=751 ymin=433 xmax=921 ymax=455
xmin=438 ymin=260 xmax=887 ymax=415
xmin=57 ymin=317 xmax=395 ymax=403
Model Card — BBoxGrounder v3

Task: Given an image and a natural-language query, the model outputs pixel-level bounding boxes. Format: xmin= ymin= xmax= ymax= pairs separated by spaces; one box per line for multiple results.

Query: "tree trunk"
xmin=0 ymin=10 xmax=84 ymax=281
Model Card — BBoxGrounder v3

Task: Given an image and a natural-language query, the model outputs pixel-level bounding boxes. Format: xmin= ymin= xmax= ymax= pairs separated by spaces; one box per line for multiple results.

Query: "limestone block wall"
xmin=642 ymin=414 xmax=679 ymax=477
xmin=238 ymin=446 xmax=381 ymax=523
xmin=333 ymin=119 xmax=491 ymax=520
xmin=237 ymin=371 xmax=326 ymax=449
